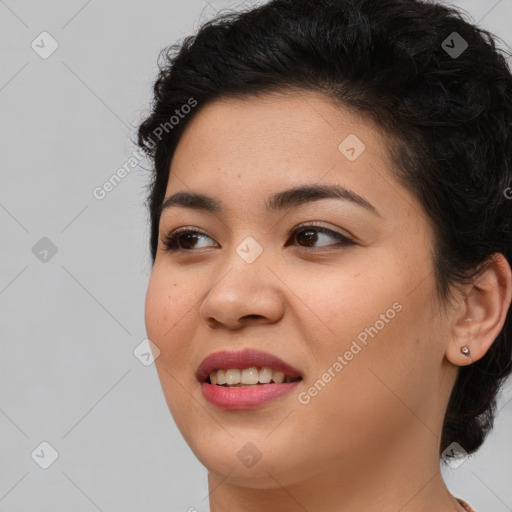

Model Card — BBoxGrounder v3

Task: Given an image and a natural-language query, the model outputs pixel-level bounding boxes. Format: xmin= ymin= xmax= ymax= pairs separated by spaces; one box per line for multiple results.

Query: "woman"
xmin=137 ymin=0 xmax=512 ymax=510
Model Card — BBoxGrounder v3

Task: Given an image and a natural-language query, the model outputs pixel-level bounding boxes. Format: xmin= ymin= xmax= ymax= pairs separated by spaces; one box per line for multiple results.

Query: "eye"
xmin=160 ymin=223 xmax=355 ymax=253
xmin=161 ymin=227 xmax=217 ymax=251
xmin=287 ymin=223 xmax=354 ymax=249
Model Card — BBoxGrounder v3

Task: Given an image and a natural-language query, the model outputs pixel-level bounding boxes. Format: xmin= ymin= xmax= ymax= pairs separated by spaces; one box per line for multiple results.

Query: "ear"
xmin=446 ymin=253 xmax=512 ymax=366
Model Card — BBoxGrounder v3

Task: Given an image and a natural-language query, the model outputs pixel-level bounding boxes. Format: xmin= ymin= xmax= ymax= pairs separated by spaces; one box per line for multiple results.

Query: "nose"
xmin=199 ymin=252 xmax=285 ymax=330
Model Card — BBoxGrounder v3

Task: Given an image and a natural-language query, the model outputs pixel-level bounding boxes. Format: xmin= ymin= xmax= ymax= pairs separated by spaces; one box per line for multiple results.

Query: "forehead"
xmin=171 ymin=90 xmax=391 ymax=170
xmin=165 ymin=90 xmax=421 ymax=225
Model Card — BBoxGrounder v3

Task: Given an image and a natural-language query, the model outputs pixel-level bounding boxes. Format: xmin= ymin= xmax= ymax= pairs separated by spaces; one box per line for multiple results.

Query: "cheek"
xmin=293 ymin=253 xmax=439 ymax=396
xmin=144 ymin=273 xmax=171 ymax=343
xmin=321 ymin=288 xmax=441 ymax=422
xmin=295 ymin=300 xmax=436 ymax=458
xmin=144 ymin=266 xmax=201 ymax=355
xmin=144 ymin=267 xmax=202 ymax=417
xmin=286 ymin=259 xmax=403 ymax=347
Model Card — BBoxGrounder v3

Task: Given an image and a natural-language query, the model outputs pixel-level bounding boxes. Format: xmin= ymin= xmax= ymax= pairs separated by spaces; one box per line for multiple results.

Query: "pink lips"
xmin=196 ymin=348 xmax=303 ymax=410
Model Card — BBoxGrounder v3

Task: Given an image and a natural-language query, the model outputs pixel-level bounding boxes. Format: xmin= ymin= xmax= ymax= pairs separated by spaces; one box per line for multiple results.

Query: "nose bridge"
xmin=235 ymin=233 xmax=266 ymax=266
xmin=213 ymin=232 xmax=273 ymax=297
xmin=199 ymin=233 xmax=283 ymax=328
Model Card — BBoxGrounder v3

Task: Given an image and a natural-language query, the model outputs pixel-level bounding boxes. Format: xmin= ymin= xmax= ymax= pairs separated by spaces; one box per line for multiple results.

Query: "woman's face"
xmin=145 ymin=90 xmax=458 ymax=488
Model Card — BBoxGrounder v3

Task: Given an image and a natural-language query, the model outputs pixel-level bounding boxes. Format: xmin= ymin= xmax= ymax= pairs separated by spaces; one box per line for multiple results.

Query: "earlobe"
xmin=445 ymin=253 xmax=512 ymax=367
xmin=446 ymin=315 xmax=475 ymax=367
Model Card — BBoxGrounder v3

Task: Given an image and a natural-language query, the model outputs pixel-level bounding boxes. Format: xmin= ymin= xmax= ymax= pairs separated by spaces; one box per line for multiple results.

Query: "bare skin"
xmin=145 ymin=90 xmax=512 ymax=512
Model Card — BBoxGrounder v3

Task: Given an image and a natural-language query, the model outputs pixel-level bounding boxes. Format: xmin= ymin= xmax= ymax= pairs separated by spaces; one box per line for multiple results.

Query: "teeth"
xmin=225 ymin=369 xmax=240 ymax=385
xmin=272 ymin=370 xmax=285 ymax=384
xmin=208 ymin=366 xmax=298 ymax=386
xmin=241 ymin=367 xmax=259 ymax=385
xmin=259 ymin=366 xmax=272 ymax=383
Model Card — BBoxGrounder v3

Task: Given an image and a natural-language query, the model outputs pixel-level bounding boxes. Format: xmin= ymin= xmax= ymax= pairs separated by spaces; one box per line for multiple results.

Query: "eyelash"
xmin=161 ymin=223 xmax=355 ymax=253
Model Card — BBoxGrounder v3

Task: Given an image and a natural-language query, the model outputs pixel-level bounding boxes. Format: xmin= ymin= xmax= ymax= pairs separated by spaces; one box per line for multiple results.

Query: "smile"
xmin=197 ymin=349 xmax=303 ymax=409
xmin=208 ymin=367 xmax=301 ymax=386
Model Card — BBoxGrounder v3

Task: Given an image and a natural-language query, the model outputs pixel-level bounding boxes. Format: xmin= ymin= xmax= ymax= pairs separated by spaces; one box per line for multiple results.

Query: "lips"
xmin=196 ymin=348 xmax=303 ymax=383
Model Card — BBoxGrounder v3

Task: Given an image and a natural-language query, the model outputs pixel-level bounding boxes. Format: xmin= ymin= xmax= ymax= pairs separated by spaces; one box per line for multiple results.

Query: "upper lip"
xmin=196 ymin=348 xmax=303 ymax=382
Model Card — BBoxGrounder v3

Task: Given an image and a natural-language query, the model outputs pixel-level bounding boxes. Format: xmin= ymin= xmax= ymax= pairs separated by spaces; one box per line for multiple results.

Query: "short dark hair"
xmin=137 ymin=0 xmax=512 ymax=457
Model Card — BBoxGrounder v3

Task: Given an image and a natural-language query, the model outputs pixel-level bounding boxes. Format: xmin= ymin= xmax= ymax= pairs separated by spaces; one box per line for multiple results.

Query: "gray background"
xmin=1 ymin=1 xmax=511 ymax=511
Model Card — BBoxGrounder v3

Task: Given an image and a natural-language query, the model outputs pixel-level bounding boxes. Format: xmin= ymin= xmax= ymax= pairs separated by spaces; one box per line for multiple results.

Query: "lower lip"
xmin=200 ymin=381 xmax=301 ymax=409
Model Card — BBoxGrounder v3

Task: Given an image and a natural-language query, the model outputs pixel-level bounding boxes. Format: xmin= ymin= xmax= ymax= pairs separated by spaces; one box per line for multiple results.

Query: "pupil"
xmin=298 ymin=230 xmax=317 ymax=246
xmin=181 ymin=233 xmax=197 ymax=249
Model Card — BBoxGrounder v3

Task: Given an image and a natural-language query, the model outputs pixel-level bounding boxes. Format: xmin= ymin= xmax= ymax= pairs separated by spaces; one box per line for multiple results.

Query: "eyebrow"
xmin=160 ymin=183 xmax=381 ymax=217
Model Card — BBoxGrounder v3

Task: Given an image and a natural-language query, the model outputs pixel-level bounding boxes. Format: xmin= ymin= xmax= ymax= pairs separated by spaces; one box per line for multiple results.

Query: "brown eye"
xmin=162 ymin=229 xmax=217 ymax=251
xmin=295 ymin=228 xmax=320 ymax=247
xmin=176 ymin=232 xmax=202 ymax=250
xmin=289 ymin=225 xmax=354 ymax=249
xmin=161 ymin=224 xmax=354 ymax=253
